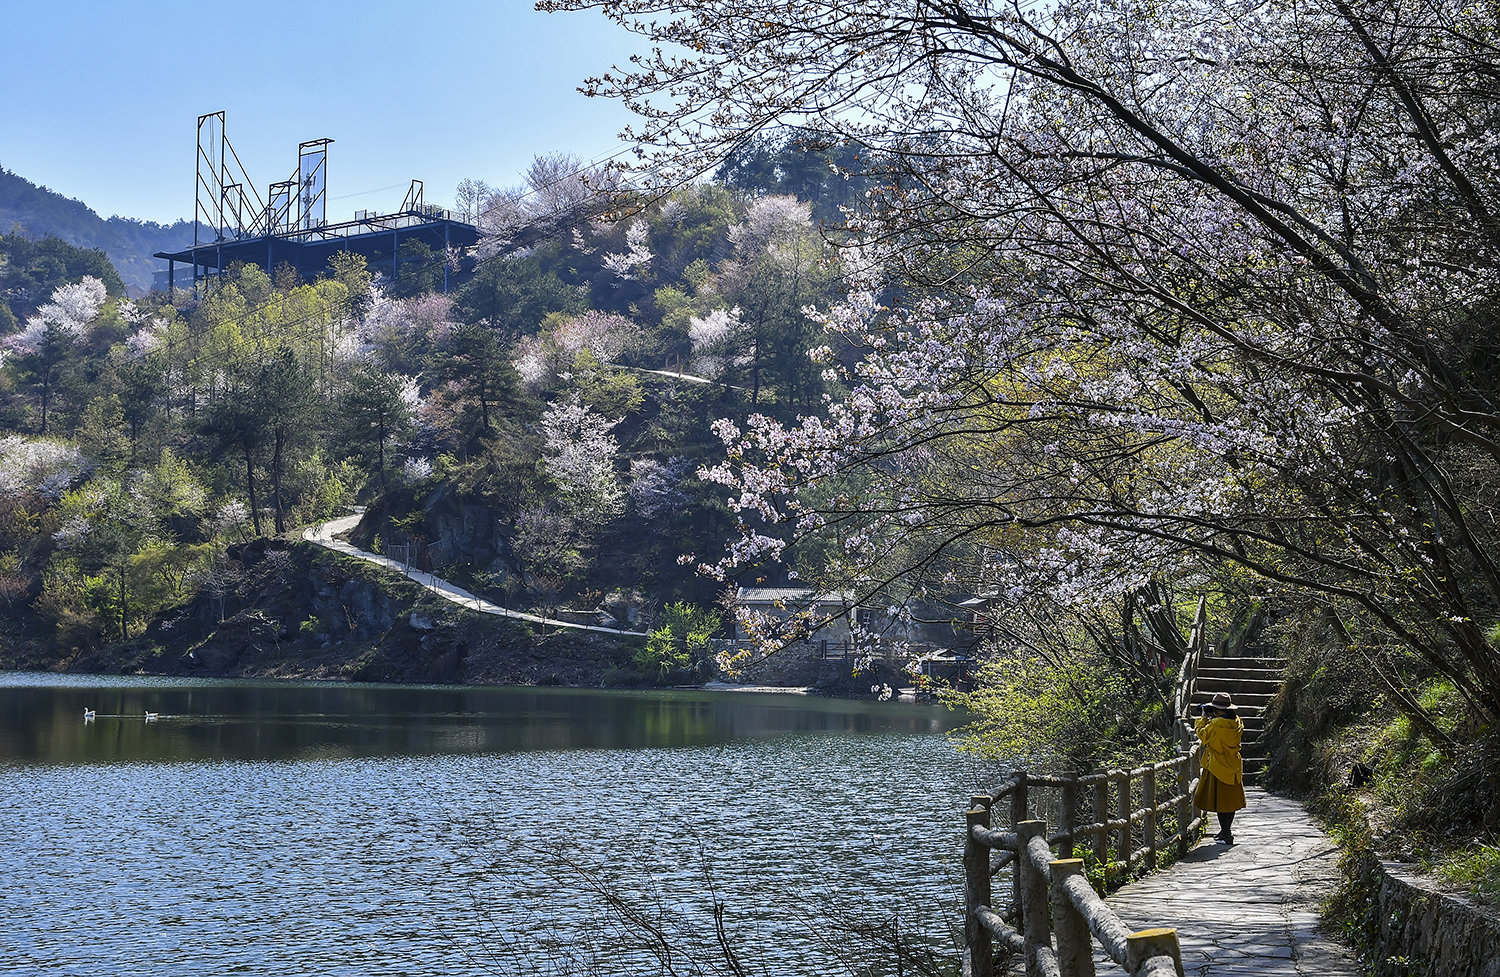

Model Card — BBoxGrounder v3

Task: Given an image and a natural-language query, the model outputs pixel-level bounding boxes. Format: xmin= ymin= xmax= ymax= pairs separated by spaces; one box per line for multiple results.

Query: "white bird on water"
xmin=83 ymin=708 xmax=96 ymax=721
xmin=144 ymin=711 xmax=159 ymax=722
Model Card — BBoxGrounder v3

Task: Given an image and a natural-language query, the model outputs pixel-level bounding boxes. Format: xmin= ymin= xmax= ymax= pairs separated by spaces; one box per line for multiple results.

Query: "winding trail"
xmin=301 ymin=514 xmax=641 ymax=637
xmin=1095 ymin=788 xmax=1361 ymax=975
xmin=305 ymin=518 xmax=1358 ymax=974
xmin=306 ymin=515 xmax=1360 ymax=974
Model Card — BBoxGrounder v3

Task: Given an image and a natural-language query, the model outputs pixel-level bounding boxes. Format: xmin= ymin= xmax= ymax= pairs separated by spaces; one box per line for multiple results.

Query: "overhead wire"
xmin=143 ymin=2 xmax=1057 ymax=380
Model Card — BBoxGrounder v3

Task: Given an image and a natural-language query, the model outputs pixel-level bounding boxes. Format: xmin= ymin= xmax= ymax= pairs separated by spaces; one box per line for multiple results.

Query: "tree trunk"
xmin=39 ymin=369 xmax=51 ymax=435
xmin=118 ymin=568 xmax=128 ymax=641
xmin=272 ymin=429 xmax=286 ymax=535
xmin=376 ymin=416 xmax=388 ymax=492
xmin=751 ymin=345 xmax=761 ymax=406
xmin=244 ymin=444 xmax=262 ymax=536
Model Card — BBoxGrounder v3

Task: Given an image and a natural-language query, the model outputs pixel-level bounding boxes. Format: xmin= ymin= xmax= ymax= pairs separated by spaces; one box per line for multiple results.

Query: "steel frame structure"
xmin=298 ymin=139 xmax=332 ymax=231
xmin=162 ymin=114 xmax=478 ymax=295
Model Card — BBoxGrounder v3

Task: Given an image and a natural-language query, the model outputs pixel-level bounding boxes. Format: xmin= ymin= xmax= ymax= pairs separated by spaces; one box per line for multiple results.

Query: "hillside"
xmin=0 ymin=165 xmax=201 ymax=290
xmin=0 ymin=139 xmax=877 ymax=689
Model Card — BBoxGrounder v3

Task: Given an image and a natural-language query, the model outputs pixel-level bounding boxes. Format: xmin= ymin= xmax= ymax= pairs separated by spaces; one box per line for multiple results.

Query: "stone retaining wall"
xmin=1354 ymin=854 xmax=1500 ymax=977
xmin=711 ymin=639 xmax=822 ymax=686
xmin=709 ymin=639 xmax=910 ymax=693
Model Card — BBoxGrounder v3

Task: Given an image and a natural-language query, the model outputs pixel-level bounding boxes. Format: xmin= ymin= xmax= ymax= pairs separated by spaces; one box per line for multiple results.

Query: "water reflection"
xmin=0 ymin=673 xmax=960 ymax=763
xmin=0 ymin=674 xmax=982 ymax=977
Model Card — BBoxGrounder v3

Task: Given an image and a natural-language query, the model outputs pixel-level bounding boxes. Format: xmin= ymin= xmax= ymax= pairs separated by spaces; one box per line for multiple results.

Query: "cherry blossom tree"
xmin=628 ymin=456 xmax=694 ymax=521
xmin=541 ymin=395 xmax=624 ymax=521
xmin=0 ymin=435 xmax=92 ymax=500
xmin=601 ymin=219 xmax=654 ymax=282
xmin=545 ymin=0 xmax=1500 ymax=725
xmin=358 ymin=288 xmax=456 ymax=374
xmin=514 ymin=310 xmax=644 ymax=388
xmin=7 ymin=276 xmax=108 ymax=433
xmin=16 ymin=277 xmax=108 ymax=346
xmin=472 ymin=153 xmax=625 ymax=258
xmin=701 ymin=195 xmax=838 ymax=408
xmin=686 ymin=306 xmax=744 ymax=379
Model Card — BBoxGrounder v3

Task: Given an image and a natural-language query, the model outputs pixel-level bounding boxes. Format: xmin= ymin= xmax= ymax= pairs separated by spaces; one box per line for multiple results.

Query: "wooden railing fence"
xmin=1171 ymin=597 xmax=1208 ymax=753
xmin=960 ymin=598 xmax=1210 ymax=977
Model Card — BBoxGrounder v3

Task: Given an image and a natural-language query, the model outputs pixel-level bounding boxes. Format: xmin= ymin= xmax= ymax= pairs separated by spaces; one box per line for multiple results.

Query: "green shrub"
xmin=943 ymin=650 xmax=1170 ymax=771
xmin=635 ymin=602 xmax=721 ymax=679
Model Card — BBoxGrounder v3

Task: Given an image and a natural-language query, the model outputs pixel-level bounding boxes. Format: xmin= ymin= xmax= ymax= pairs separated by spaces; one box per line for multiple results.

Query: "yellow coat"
xmin=1195 ymin=715 xmax=1244 ymax=786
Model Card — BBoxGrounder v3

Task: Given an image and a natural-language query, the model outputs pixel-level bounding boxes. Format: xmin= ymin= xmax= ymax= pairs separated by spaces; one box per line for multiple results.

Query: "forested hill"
xmin=0 ymin=166 xmax=200 ymax=290
xmin=0 ymin=133 xmax=882 ymax=683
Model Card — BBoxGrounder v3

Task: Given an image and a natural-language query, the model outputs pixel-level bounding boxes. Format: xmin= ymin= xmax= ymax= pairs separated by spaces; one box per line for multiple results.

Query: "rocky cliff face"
xmin=2 ymin=536 xmax=884 ymax=696
xmin=26 ymin=539 xmax=642 ymax=688
xmin=351 ymin=486 xmax=511 ymax=577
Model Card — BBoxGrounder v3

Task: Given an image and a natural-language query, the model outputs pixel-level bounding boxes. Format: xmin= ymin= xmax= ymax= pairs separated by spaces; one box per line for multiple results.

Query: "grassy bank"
xmin=1261 ymin=616 xmax=1500 ymax=970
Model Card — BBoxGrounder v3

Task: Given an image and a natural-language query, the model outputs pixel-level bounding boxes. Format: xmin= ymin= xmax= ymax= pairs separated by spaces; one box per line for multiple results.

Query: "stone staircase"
xmin=1191 ymin=656 xmax=1285 ymax=785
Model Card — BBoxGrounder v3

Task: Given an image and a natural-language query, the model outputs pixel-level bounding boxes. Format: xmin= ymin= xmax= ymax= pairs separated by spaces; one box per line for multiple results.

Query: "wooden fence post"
xmin=1176 ymin=755 xmax=1192 ymax=857
xmin=1016 ymin=819 xmax=1050 ymax=977
xmin=1050 ymin=858 xmax=1095 ymax=977
xmin=1060 ymin=777 xmax=1078 ymax=860
xmin=1125 ymin=927 xmax=1184 ymax=977
xmin=1093 ymin=778 xmax=1110 ymax=881
xmin=1143 ymin=767 xmax=1158 ymax=870
xmin=964 ymin=797 xmax=994 ymax=977
xmin=1116 ymin=771 xmax=1132 ymax=872
xmin=1011 ymin=771 xmax=1029 ymax=918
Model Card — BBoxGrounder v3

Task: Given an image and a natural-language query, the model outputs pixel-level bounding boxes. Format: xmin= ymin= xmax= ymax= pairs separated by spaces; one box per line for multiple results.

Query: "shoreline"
xmin=0 ymin=667 xmax=913 ymax=702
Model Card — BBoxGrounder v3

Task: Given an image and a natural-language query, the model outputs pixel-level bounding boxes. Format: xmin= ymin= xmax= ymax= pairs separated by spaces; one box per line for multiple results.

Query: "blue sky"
xmin=0 ymin=1 xmax=644 ymax=224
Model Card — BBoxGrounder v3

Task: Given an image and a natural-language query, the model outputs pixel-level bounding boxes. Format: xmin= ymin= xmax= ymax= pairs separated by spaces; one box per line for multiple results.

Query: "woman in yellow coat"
xmin=1192 ymin=691 xmax=1246 ymax=844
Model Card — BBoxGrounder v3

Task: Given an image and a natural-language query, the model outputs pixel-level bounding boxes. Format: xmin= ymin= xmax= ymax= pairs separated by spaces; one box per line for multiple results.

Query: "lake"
xmin=0 ymin=673 xmax=991 ymax=976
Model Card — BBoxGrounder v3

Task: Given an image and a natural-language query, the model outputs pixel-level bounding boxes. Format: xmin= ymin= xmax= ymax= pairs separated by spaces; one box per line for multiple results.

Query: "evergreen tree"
xmin=341 ymin=365 xmax=417 ymax=491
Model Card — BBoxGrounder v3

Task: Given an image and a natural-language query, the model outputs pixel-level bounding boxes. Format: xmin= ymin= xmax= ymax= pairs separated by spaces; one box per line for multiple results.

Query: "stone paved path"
xmin=302 ymin=513 xmax=639 ymax=636
xmin=1094 ymin=788 xmax=1362 ymax=975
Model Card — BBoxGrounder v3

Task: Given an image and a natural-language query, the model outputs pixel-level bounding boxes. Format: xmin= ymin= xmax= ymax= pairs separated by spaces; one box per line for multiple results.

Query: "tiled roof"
xmin=735 ymin=587 xmax=818 ymax=604
xmin=734 ymin=586 xmax=862 ymax=603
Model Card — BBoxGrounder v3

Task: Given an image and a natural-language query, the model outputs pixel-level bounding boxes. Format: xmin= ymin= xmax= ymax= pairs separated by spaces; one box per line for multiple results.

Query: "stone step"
xmin=1198 ymin=659 xmax=1283 ymax=671
xmin=1196 ymin=678 xmax=1283 ymax=696
xmin=1200 ymin=656 xmax=1286 ymax=670
xmin=1192 ymin=691 xmax=1274 ymax=708
xmin=1196 ymin=674 xmax=1282 ymax=688
xmin=1196 ymin=668 xmax=1283 ymax=685
xmin=1187 ymin=715 xmax=1264 ymax=728
xmin=1193 ymin=685 xmax=1275 ymax=698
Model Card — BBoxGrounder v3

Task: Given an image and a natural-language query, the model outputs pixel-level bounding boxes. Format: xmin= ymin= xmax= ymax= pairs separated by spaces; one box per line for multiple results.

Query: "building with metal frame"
xmin=154 ymin=112 xmax=480 ymax=293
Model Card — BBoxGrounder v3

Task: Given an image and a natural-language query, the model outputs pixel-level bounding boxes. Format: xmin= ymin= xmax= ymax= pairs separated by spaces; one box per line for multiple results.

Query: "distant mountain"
xmin=0 ymin=165 xmax=206 ymax=290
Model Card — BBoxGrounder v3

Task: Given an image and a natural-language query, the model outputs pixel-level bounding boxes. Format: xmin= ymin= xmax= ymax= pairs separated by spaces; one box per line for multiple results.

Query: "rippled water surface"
xmin=0 ymin=674 xmax=987 ymax=976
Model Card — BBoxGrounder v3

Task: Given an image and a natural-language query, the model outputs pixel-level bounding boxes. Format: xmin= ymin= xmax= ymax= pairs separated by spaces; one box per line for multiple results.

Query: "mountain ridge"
xmin=0 ymin=165 xmax=204 ymax=290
